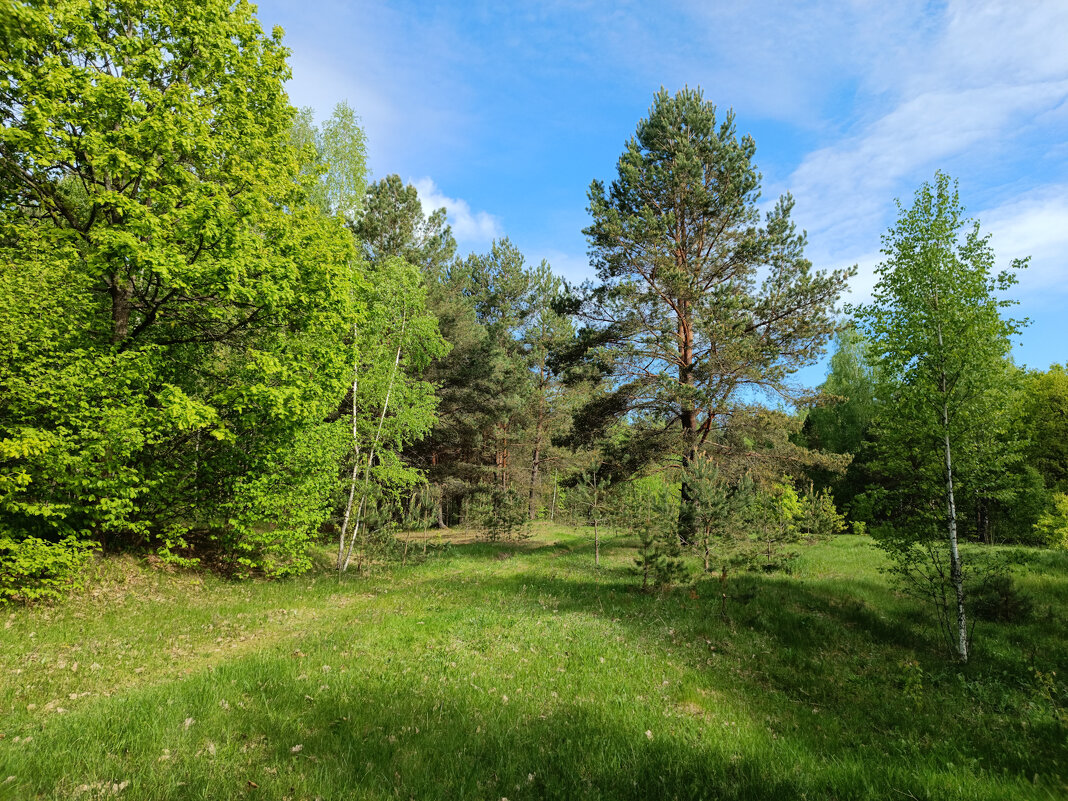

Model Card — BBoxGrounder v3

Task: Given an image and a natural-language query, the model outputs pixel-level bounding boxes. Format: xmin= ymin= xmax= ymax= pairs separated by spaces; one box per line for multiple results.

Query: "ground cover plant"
xmin=1 ymin=525 xmax=1066 ymax=800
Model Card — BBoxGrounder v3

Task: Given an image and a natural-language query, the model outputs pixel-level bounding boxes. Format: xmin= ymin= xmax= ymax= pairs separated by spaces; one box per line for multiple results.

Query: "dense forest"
xmin=1 ymin=0 xmax=1066 ymax=667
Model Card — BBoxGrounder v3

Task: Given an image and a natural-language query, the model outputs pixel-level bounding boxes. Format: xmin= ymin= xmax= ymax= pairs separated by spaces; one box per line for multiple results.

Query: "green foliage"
xmin=851 ymin=172 xmax=1027 ymax=661
xmin=745 ymin=482 xmax=806 ymax=572
xmin=0 ymin=534 xmax=95 ymax=603
xmin=472 ymin=487 xmax=530 ymax=543
xmin=354 ymin=174 xmax=456 ymax=274
xmin=1022 ymin=365 xmax=1068 ymax=493
xmin=631 ymin=501 xmax=688 ymax=592
xmin=796 ymin=487 xmax=847 ymax=539
xmin=404 ymin=236 xmax=544 ymax=521
xmin=223 ymin=420 xmax=351 ymax=578
xmin=800 ymin=327 xmax=882 ymax=513
xmin=805 ymin=327 xmax=881 ymax=456
xmin=969 ymin=572 xmax=1033 ymax=623
xmin=292 ymin=102 xmax=367 ymax=219
xmin=684 ymin=452 xmax=752 ymax=575
xmin=576 ymin=86 xmax=853 ymax=540
xmin=0 ymin=0 xmax=381 ymax=577
xmin=1034 ymin=494 xmax=1068 ymax=550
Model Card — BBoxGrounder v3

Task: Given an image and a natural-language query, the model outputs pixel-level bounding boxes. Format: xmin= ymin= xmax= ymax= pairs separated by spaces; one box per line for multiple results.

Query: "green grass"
xmin=1 ymin=526 xmax=1066 ymax=800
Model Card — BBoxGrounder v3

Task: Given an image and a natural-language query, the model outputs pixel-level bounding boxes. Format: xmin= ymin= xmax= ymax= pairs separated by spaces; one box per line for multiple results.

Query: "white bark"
xmin=937 ymin=316 xmax=968 ymax=663
xmin=337 ymin=322 xmax=360 ymax=573
xmin=341 ymin=311 xmax=408 ymax=573
xmin=943 ymin=399 xmax=968 ymax=662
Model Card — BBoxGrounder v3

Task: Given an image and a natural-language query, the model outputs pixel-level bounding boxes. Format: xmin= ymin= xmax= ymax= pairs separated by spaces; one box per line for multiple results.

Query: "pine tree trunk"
xmin=677 ymin=311 xmax=696 ymax=546
xmin=529 ymin=432 xmax=541 ymax=521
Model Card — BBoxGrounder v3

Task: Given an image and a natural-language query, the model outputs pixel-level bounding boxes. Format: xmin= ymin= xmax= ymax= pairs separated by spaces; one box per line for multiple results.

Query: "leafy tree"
xmin=577 ymin=87 xmax=853 ymax=544
xmin=746 ymin=481 xmax=804 ymax=572
xmin=800 ymin=327 xmax=882 ymax=513
xmin=1022 ymin=365 xmax=1068 ymax=493
xmin=851 ymin=172 xmax=1026 ymax=662
xmin=291 ymin=133 xmax=447 ymax=573
xmin=353 ymin=178 xmax=543 ymax=529
xmin=1034 ymin=494 xmax=1068 ymax=550
xmin=292 ymin=103 xmax=367 ymax=219
xmin=336 ymin=256 xmax=447 ymax=572
xmin=805 ymin=327 xmax=880 ymax=457
xmin=0 ymin=0 xmax=360 ymax=573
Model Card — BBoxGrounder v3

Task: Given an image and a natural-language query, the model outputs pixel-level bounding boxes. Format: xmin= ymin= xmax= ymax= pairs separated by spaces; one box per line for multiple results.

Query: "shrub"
xmin=970 ymin=572 xmax=1033 ymax=623
xmin=0 ymin=535 xmax=95 ymax=604
xmin=1034 ymin=493 xmax=1068 ymax=550
xmin=474 ymin=487 xmax=529 ymax=543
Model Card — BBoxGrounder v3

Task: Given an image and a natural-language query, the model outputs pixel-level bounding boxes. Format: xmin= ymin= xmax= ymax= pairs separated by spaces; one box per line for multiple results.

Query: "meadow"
xmin=1 ymin=526 xmax=1066 ymax=800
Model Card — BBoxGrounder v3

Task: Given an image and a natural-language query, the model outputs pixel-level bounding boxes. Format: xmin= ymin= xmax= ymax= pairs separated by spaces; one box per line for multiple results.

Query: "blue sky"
xmin=257 ymin=0 xmax=1067 ymax=381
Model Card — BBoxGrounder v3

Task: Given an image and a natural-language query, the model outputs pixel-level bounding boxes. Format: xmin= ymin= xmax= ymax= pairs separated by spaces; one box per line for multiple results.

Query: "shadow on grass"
xmin=5 ymin=535 xmax=1065 ymax=801
xmin=391 ymin=544 xmax=1068 ymax=789
xmin=2 ymin=650 xmax=1034 ymax=801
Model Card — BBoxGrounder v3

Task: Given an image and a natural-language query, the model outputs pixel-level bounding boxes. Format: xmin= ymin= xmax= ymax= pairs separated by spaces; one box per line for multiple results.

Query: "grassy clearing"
xmin=1 ymin=526 xmax=1066 ymax=800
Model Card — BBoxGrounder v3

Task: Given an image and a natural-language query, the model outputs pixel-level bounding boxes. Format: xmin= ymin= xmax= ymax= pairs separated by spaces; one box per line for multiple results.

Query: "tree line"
xmin=1 ymin=1 xmax=1065 ymax=663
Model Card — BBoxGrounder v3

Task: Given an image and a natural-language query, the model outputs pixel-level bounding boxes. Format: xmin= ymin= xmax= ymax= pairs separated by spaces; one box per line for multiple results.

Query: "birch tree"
xmin=851 ymin=172 xmax=1026 ymax=663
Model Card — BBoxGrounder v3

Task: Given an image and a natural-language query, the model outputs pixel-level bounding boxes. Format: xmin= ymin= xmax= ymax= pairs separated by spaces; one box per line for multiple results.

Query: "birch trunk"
xmin=337 ymin=321 xmax=360 ymax=573
xmin=943 ymin=398 xmax=968 ymax=663
xmin=341 ymin=312 xmax=407 ymax=572
xmin=936 ymin=313 xmax=968 ymax=663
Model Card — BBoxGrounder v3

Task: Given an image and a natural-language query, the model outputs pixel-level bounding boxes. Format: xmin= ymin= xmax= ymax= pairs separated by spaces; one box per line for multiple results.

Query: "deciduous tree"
xmin=851 ymin=172 xmax=1026 ymax=662
xmin=0 ymin=0 xmax=360 ymax=573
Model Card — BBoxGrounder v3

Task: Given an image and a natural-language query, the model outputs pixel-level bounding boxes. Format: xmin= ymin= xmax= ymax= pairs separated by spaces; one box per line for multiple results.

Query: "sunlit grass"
xmin=1 ymin=526 xmax=1065 ymax=800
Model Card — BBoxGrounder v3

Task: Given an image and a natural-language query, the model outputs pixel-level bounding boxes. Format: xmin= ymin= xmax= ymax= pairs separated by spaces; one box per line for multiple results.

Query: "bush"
xmin=0 ymin=535 xmax=95 ymax=604
xmin=1034 ymin=493 xmax=1068 ymax=550
xmin=970 ymin=572 xmax=1034 ymax=623
xmin=797 ymin=488 xmax=847 ymax=538
xmin=473 ymin=487 xmax=529 ymax=543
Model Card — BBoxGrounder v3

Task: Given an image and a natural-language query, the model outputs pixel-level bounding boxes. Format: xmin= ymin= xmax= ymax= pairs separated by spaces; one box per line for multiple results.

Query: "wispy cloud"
xmin=980 ymin=186 xmax=1068 ymax=297
xmin=791 ymin=81 xmax=1068 ymax=255
xmin=778 ymin=0 xmax=1068 ymax=302
xmin=413 ymin=178 xmax=502 ymax=245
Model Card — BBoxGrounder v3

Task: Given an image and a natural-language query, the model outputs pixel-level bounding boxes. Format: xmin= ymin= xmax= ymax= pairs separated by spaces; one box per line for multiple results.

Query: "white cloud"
xmin=412 ymin=178 xmax=503 ymax=245
xmin=776 ymin=0 xmax=1068 ymax=303
xmin=980 ymin=187 xmax=1068 ymax=296
xmin=790 ymin=81 xmax=1068 ymax=254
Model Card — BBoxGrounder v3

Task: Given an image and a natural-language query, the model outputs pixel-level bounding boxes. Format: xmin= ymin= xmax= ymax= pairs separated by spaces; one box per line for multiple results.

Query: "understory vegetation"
xmin=1 ymin=526 xmax=1065 ymax=800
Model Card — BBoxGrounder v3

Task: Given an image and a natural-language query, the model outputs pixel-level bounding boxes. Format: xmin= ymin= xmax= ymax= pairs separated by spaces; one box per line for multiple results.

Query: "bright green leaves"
xmin=850 ymin=172 xmax=1028 ymax=660
xmin=851 ymin=172 xmax=1026 ymax=536
xmin=0 ymin=0 xmax=370 ymax=576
